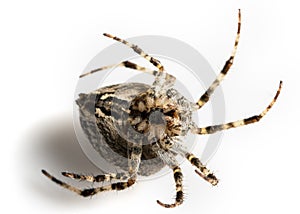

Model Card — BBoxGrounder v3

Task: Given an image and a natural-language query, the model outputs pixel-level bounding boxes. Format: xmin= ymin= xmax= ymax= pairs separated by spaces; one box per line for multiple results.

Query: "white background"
xmin=1 ymin=0 xmax=299 ymax=213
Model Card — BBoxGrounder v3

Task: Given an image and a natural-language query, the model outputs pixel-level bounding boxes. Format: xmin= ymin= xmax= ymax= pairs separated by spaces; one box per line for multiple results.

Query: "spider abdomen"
xmin=77 ymin=83 xmax=164 ymax=176
xmin=76 ymin=82 xmax=193 ymax=176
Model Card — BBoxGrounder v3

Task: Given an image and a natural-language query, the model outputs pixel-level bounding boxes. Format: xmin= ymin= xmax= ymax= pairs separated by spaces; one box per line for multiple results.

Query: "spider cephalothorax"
xmin=129 ymin=87 xmax=194 ymax=138
xmin=42 ymin=10 xmax=282 ymax=208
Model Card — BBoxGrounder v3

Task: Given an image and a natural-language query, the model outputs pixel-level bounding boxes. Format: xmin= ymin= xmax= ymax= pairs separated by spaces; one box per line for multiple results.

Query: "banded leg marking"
xmin=103 ymin=33 xmax=164 ymax=72
xmin=42 ymin=170 xmax=135 ymax=197
xmin=197 ymin=9 xmax=241 ymax=109
xmin=157 ymin=166 xmax=184 ymax=208
xmin=61 ymin=172 xmax=129 ymax=182
xmin=186 ymin=153 xmax=218 ymax=186
xmin=194 ymin=81 xmax=282 ymax=135
xmin=42 ymin=145 xmax=141 ymax=197
xmin=79 ymin=60 xmax=157 ymax=78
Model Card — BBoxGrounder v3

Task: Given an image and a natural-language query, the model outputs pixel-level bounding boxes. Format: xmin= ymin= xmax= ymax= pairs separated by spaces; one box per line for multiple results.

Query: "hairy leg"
xmin=156 ymin=149 xmax=184 ymax=208
xmin=41 ymin=170 xmax=135 ymax=197
xmin=193 ymin=81 xmax=282 ymax=135
xmin=61 ymin=171 xmax=129 ymax=182
xmin=79 ymin=60 xmax=157 ymax=78
xmin=103 ymin=33 xmax=164 ymax=72
xmin=196 ymin=9 xmax=241 ymax=109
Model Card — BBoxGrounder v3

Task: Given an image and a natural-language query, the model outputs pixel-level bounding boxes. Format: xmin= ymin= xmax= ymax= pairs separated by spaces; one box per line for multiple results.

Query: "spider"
xmin=42 ymin=10 xmax=282 ymax=208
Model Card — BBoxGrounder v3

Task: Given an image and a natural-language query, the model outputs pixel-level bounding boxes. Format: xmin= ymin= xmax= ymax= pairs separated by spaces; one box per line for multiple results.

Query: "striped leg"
xmin=61 ymin=145 xmax=142 ymax=182
xmin=170 ymin=143 xmax=218 ymax=185
xmin=196 ymin=9 xmax=241 ymax=109
xmin=103 ymin=33 xmax=164 ymax=72
xmin=157 ymin=166 xmax=184 ymax=208
xmin=41 ymin=170 xmax=135 ymax=197
xmin=193 ymin=81 xmax=282 ymax=135
xmin=61 ymin=172 xmax=129 ymax=182
xmin=42 ymin=146 xmax=142 ymax=197
xmin=186 ymin=153 xmax=218 ymax=186
xmin=79 ymin=60 xmax=157 ymax=78
xmin=157 ymin=149 xmax=184 ymax=208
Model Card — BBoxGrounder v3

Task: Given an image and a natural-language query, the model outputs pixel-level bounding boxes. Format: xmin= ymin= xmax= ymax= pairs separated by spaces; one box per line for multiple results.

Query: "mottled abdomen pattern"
xmin=76 ymin=83 xmax=166 ymax=176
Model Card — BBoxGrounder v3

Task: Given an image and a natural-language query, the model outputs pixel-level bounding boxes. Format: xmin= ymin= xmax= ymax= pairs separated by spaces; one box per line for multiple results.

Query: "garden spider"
xmin=42 ymin=10 xmax=282 ymax=208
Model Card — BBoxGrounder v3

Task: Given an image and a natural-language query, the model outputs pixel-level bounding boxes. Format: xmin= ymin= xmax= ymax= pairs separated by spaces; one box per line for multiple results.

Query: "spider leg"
xmin=156 ymin=149 xmax=184 ymax=208
xmin=156 ymin=166 xmax=183 ymax=208
xmin=41 ymin=170 xmax=136 ymax=197
xmin=61 ymin=171 xmax=129 ymax=182
xmin=185 ymin=153 xmax=218 ymax=186
xmin=103 ymin=33 xmax=164 ymax=72
xmin=193 ymin=81 xmax=282 ymax=135
xmin=170 ymin=143 xmax=218 ymax=185
xmin=81 ymin=34 xmax=175 ymax=88
xmin=79 ymin=60 xmax=157 ymax=78
xmin=196 ymin=9 xmax=241 ymax=109
xmin=41 ymin=144 xmax=142 ymax=197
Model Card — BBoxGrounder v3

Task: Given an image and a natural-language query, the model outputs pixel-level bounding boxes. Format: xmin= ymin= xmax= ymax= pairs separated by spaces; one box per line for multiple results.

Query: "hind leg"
xmin=42 ymin=170 xmax=136 ymax=197
xmin=42 ymin=144 xmax=142 ymax=197
xmin=61 ymin=171 xmax=129 ymax=182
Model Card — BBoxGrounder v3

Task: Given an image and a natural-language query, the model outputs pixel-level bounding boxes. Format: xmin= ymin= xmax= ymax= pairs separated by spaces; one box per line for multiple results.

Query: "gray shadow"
xmin=18 ymin=115 xmax=115 ymax=206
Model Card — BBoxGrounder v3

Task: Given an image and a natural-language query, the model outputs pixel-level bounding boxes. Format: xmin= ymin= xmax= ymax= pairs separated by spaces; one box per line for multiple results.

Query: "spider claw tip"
xmin=41 ymin=169 xmax=51 ymax=178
